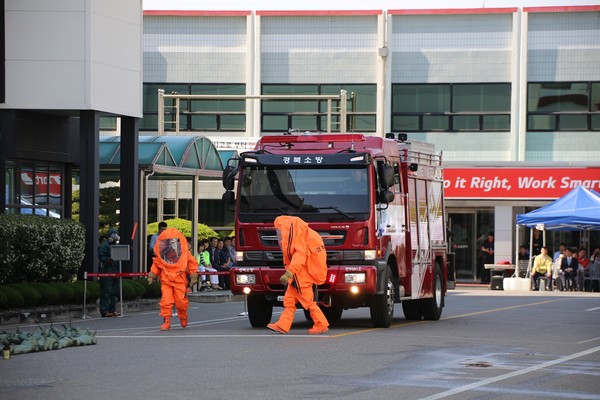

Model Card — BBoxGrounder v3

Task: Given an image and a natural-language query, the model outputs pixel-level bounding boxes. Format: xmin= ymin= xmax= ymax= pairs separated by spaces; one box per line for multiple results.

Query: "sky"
xmin=143 ymin=0 xmax=598 ymax=11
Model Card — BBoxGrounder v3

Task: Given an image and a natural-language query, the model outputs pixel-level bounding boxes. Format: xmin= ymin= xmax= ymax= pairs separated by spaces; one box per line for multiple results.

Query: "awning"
xmin=99 ymin=135 xmax=223 ymax=180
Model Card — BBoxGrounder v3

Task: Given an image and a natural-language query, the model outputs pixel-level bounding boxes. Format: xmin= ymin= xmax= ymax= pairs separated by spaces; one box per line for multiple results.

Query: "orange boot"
xmin=179 ymin=313 xmax=188 ymax=328
xmin=160 ymin=317 xmax=171 ymax=331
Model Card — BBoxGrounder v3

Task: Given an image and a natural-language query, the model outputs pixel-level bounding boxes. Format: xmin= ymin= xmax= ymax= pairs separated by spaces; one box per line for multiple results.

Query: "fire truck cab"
xmin=222 ymin=132 xmax=453 ymax=328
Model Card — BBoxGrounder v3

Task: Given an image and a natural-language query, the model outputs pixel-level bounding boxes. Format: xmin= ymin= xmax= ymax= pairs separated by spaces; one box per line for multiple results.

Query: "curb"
xmin=188 ymin=290 xmax=245 ymax=304
xmin=0 ymin=299 xmax=160 ymax=326
xmin=0 ymin=291 xmax=244 ymax=325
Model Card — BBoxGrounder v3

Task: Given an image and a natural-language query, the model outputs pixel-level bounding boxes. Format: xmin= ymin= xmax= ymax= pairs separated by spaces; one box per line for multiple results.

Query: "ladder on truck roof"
xmin=157 ymin=89 xmax=348 ymax=136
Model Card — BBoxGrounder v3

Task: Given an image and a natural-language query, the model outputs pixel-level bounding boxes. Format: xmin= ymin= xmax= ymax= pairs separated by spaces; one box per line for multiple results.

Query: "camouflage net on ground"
xmin=0 ymin=324 xmax=96 ymax=355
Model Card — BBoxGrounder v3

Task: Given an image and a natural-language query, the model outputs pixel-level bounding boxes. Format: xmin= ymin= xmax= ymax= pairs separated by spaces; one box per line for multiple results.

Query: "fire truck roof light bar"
xmin=259 ymin=133 xmax=366 ymax=144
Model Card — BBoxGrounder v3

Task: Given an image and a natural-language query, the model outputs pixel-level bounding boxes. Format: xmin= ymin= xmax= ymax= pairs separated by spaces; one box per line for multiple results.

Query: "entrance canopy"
xmin=99 ymin=135 xmax=224 ymax=271
xmin=100 ymin=135 xmax=223 ymax=180
xmin=516 ymin=186 xmax=600 ymax=231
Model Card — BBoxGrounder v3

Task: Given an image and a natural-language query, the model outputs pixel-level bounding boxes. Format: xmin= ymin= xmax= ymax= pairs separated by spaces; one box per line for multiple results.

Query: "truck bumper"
xmin=230 ymin=263 xmax=386 ymax=299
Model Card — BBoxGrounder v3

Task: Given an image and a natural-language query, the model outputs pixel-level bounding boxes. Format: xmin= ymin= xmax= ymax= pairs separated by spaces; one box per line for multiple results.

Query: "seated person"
xmin=576 ymin=248 xmax=590 ymax=291
xmin=560 ymin=248 xmax=578 ymax=291
xmin=338 ymin=169 xmax=368 ymax=193
xmin=531 ymin=246 xmax=552 ymax=290
xmin=552 ymin=254 xmax=565 ymax=291
xmin=196 ymin=239 xmax=222 ymax=290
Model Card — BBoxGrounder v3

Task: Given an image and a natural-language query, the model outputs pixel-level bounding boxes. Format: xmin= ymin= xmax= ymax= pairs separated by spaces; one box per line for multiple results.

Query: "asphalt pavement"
xmin=1 ymin=286 xmax=599 ymax=400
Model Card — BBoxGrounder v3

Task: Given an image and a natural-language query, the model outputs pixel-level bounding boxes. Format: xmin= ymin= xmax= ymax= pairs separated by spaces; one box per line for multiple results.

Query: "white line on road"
xmin=584 ymin=306 xmax=600 ymax=311
xmin=96 ymin=334 xmax=329 ymax=338
xmin=417 ymin=346 xmax=600 ymax=400
xmin=578 ymin=337 xmax=600 ymax=344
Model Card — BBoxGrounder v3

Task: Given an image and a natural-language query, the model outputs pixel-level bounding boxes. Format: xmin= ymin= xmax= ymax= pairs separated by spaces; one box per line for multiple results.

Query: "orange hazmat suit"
xmin=267 ymin=216 xmax=329 ymax=334
xmin=149 ymin=228 xmax=198 ymax=329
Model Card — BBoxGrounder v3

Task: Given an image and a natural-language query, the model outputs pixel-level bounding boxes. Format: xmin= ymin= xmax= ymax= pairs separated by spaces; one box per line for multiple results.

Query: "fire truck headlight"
xmin=364 ymin=250 xmax=377 ymax=260
xmin=235 ymin=251 xmax=244 ymax=262
xmin=350 ymin=286 xmax=360 ymax=294
xmin=236 ymin=274 xmax=256 ymax=285
xmin=345 ymin=272 xmax=366 ymax=284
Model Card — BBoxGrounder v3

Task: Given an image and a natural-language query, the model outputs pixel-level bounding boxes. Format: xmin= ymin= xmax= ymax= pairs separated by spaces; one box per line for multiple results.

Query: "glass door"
xmin=448 ymin=212 xmax=476 ymax=281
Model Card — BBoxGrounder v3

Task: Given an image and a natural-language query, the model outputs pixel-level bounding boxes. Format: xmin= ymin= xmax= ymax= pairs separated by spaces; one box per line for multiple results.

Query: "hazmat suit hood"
xmin=274 ymin=215 xmax=309 ymax=266
xmin=154 ymin=227 xmax=187 ymax=267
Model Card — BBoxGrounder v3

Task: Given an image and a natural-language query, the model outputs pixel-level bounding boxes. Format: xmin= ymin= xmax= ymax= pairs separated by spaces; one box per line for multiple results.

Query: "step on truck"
xmin=222 ymin=132 xmax=455 ymax=328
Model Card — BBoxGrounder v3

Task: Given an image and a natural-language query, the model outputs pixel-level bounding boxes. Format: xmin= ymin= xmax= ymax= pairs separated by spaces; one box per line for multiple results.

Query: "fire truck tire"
xmin=247 ymin=294 xmax=273 ymax=327
xmin=402 ymin=300 xmax=422 ymax=320
xmin=370 ymin=266 xmax=394 ymax=328
xmin=421 ymin=263 xmax=443 ymax=321
xmin=303 ymin=306 xmax=343 ymax=322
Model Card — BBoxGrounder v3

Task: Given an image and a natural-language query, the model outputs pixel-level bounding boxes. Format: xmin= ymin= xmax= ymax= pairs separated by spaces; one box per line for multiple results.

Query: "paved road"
xmin=1 ymin=288 xmax=599 ymax=400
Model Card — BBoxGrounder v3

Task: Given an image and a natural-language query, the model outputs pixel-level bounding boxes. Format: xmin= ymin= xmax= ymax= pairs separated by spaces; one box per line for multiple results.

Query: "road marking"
xmin=578 ymin=336 xmax=600 ymax=344
xmin=417 ymin=346 xmax=600 ymax=400
xmin=584 ymin=306 xmax=600 ymax=311
xmin=97 ymin=334 xmax=328 ymax=339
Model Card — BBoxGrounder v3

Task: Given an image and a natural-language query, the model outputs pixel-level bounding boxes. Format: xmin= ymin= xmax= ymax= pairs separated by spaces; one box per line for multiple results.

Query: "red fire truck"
xmin=222 ymin=132 xmax=454 ymax=328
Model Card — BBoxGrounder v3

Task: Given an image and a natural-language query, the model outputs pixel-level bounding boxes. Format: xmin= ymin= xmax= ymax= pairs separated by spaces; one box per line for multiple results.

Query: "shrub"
xmin=8 ymin=283 xmax=42 ymax=307
xmin=0 ymin=286 xmax=24 ymax=308
xmin=68 ymin=283 xmax=86 ymax=305
xmin=0 ymin=290 xmax=7 ymax=308
xmin=0 ymin=215 xmax=85 ymax=284
xmin=50 ymin=282 xmax=75 ymax=305
xmin=28 ymin=282 xmax=60 ymax=306
xmin=129 ymin=279 xmax=146 ymax=298
xmin=143 ymin=281 xmax=162 ymax=299
xmin=147 ymin=218 xmax=217 ymax=241
xmin=121 ymin=280 xmax=136 ymax=300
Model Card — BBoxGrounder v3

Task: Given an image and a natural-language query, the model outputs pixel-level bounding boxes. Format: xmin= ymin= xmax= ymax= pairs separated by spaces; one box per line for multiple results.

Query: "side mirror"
xmin=378 ymin=190 xmax=394 ymax=204
xmin=222 ymin=191 xmax=235 ymax=206
xmin=222 ymin=165 xmax=238 ymax=191
xmin=378 ymin=163 xmax=395 ymax=189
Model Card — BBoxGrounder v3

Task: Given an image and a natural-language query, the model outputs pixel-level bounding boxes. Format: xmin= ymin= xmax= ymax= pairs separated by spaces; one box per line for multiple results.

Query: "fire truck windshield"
xmin=238 ymin=166 xmax=370 ymax=222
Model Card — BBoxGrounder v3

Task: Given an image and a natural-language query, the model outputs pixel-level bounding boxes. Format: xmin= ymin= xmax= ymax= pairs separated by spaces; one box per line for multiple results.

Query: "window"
xmin=261 ymin=84 xmax=376 ymax=133
xmin=391 ymin=83 xmax=511 ymax=132
xmin=5 ymin=162 xmax=63 ymax=217
xmin=528 ymin=82 xmax=600 ymax=131
xmin=141 ymin=83 xmax=246 ymax=132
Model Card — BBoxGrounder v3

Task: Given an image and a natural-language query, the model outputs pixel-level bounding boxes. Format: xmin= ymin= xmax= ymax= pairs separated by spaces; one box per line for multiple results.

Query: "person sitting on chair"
xmin=560 ymin=247 xmax=578 ymax=291
xmin=531 ymin=246 xmax=552 ymax=291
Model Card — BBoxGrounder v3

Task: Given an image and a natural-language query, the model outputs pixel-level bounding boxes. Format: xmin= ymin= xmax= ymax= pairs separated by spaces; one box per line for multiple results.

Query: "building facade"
xmin=136 ymin=3 xmax=600 ymax=281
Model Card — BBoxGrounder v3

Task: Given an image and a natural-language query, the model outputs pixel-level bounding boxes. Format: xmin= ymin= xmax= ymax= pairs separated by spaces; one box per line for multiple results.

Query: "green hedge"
xmin=0 ymin=277 xmax=161 ymax=309
xmin=0 ymin=286 xmax=24 ymax=308
xmin=0 ymin=215 xmax=85 ymax=284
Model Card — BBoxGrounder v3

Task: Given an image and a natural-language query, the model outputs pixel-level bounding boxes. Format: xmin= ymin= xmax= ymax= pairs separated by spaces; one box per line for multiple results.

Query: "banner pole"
xmin=119 ymin=262 xmax=124 ymax=317
xmin=83 ymin=272 xmax=88 ymax=319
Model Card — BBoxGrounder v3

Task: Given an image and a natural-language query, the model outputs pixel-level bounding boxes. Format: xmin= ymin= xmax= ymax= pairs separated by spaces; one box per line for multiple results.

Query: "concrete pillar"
xmin=494 ymin=205 xmax=513 ymax=263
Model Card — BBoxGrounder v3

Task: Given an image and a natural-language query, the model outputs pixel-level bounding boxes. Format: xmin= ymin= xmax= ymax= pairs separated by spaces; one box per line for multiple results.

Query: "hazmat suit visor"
xmin=158 ymin=237 xmax=183 ymax=264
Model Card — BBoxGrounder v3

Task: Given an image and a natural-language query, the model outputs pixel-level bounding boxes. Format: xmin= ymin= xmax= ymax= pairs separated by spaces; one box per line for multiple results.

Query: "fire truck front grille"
xmin=259 ymin=230 xmax=346 ymax=247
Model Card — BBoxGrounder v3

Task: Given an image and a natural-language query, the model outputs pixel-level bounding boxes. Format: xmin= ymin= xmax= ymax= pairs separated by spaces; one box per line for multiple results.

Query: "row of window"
xmin=123 ymin=82 xmax=600 ymax=133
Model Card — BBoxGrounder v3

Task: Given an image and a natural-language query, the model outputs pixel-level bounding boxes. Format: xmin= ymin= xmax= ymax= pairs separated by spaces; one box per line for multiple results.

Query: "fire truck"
xmin=222 ymin=132 xmax=454 ymax=328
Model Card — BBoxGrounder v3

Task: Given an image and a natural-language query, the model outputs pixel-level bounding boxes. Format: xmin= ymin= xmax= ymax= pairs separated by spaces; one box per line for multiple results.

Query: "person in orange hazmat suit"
xmin=147 ymin=227 xmax=198 ymax=330
xmin=267 ymin=215 xmax=329 ymax=335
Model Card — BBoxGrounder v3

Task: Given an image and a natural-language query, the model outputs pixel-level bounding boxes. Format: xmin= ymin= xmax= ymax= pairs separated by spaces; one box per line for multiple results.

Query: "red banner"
xmin=444 ymin=167 xmax=600 ymax=199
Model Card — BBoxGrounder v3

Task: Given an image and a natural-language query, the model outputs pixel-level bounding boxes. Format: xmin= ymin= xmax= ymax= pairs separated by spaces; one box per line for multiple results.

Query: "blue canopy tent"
xmin=515 ymin=186 xmax=600 ymax=278
xmin=516 ymin=186 xmax=600 ymax=231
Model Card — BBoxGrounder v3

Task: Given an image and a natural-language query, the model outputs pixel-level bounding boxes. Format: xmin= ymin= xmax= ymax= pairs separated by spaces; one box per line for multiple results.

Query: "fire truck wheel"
xmin=304 ymin=307 xmax=343 ymax=322
xmin=247 ymin=294 xmax=273 ymax=327
xmin=370 ymin=266 xmax=395 ymax=328
xmin=421 ymin=263 xmax=443 ymax=321
xmin=402 ymin=300 xmax=422 ymax=320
